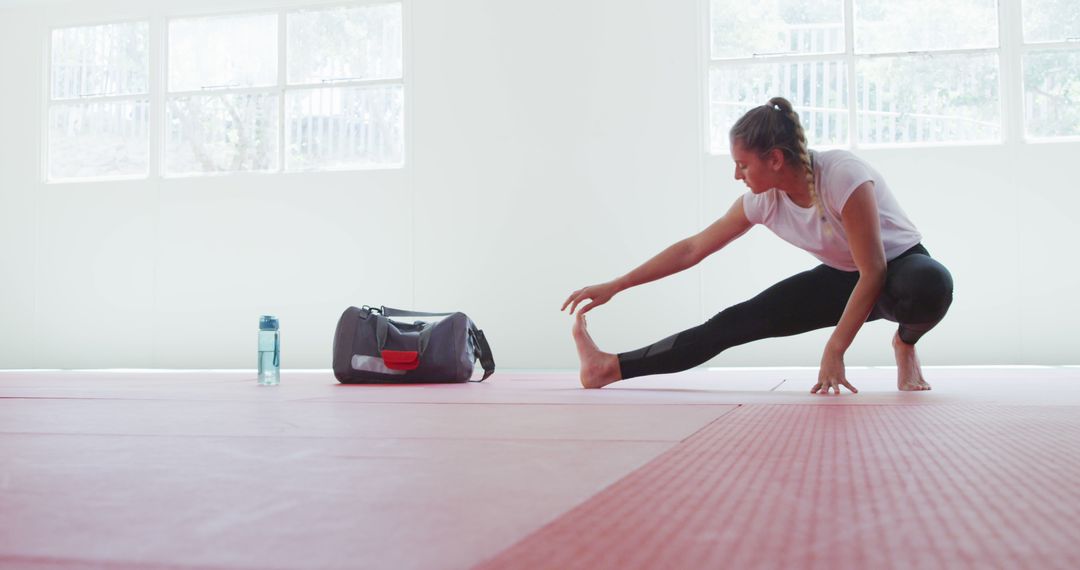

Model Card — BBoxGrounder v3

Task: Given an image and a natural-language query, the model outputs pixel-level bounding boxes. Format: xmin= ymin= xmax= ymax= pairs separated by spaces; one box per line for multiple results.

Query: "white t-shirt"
xmin=741 ymin=149 xmax=922 ymax=272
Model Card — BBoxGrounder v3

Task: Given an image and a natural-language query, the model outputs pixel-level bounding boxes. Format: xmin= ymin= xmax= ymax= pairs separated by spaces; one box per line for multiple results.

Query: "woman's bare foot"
xmin=893 ymin=332 xmax=931 ymax=391
xmin=571 ymin=313 xmax=622 ymax=389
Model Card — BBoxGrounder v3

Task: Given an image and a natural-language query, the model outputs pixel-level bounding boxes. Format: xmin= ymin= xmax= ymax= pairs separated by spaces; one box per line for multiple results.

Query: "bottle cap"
xmin=259 ymin=315 xmax=279 ymax=331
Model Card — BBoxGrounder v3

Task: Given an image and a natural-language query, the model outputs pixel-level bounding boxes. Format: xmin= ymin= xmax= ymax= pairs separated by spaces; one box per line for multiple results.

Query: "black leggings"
xmin=617 ymin=244 xmax=954 ymax=380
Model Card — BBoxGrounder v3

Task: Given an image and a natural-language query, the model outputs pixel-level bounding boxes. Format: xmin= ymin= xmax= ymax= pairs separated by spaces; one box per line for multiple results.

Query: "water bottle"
xmin=258 ymin=315 xmax=280 ymax=385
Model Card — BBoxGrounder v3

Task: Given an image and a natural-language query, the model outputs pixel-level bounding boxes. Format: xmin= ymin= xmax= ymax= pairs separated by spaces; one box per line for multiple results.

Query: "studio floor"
xmin=2 ymin=367 xmax=1079 ymax=570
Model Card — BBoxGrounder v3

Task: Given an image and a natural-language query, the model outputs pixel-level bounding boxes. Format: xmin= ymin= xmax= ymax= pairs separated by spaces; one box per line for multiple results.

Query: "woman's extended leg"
xmin=572 ymin=263 xmax=859 ymax=387
xmin=574 ymin=244 xmax=953 ymax=389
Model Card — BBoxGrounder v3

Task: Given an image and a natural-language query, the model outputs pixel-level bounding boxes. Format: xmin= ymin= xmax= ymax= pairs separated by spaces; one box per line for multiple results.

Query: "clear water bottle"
xmin=258 ymin=315 xmax=280 ymax=386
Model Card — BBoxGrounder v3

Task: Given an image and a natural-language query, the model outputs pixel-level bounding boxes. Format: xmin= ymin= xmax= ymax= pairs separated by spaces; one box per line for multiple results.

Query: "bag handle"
xmin=373 ymin=306 xmax=495 ymax=381
xmin=375 ymin=314 xmax=432 ymax=355
xmin=374 ymin=307 xmax=435 ymax=358
xmin=375 ymin=316 xmax=390 ymax=351
xmin=380 ymin=306 xmax=456 ymax=318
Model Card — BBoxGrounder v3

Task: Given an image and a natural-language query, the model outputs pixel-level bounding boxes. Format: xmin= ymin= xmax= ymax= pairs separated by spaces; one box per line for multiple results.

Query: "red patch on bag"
xmin=381 ymin=350 xmax=420 ymax=370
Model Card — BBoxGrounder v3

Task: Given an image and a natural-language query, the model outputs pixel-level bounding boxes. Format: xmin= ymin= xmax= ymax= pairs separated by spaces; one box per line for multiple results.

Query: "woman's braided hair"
xmin=729 ymin=97 xmax=825 ymax=224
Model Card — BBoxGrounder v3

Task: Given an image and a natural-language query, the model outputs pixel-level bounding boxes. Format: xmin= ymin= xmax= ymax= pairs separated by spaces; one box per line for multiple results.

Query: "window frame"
xmin=703 ymin=0 xmax=1080 ymax=154
xmin=281 ymin=2 xmax=407 ymax=173
xmin=44 ymin=18 xmax=153 ymax=184
xmin=1015 ymin=0 xmax=1080 ymax=143
xmin=162 ymin=9 xmax=284 ymax=178
xmin=43 ymin=1 xmax=407 ymax=184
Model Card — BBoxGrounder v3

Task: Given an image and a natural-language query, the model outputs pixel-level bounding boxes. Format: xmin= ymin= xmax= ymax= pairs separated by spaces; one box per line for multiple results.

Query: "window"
xmin=854 ymin=53 xmax=999 ymax=145
xmin=853 ymin=0 xmax=1000 ymax=146
xmin=708 ymin=0 xmax=1004 ymax=152
xmin=285 ymin=4 xmax=404 ymax=171
xmin=164 ymin=3 xmax=403 ymax=176
xmin=1021 ymin=0 xmax=1080 ymax=139
xmin=166 ymin=13 xmax=280 ymax=175
xmin=45 ymin=3 xmax=404 ymax=181
xmin=48 ymin=22 xmax=150 ymax=181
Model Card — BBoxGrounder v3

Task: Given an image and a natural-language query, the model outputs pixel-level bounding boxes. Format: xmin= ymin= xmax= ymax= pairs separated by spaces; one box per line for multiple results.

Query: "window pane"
xmin=288 ymin=3 xmax=403 ymax=85
xmin=48 ymin=100 xmax=149 ymax=181
xmin=710 ymin=0 xmax=844 ymax=59
xmin=709 ymin=60 xmax=848 ymax=154
xmin=51 ymin=22 xmax=149 ymax=100
xmin=165 ymin=94 xmax=279 ymax=175
xmin=1023 ymin=50 xmax=1080 ymax=138
xmin=168 ymin=14 xmax=278 ymax=92
xmin=855 ymin=54 xmax=1000 ymax=144
xmin=1023 ymin=0 xmax=1080 ymax=43
xmin=286 ymin=86 xmax=404 ymax=171
xmin=854 ymin=0 xmax=997 ymax=53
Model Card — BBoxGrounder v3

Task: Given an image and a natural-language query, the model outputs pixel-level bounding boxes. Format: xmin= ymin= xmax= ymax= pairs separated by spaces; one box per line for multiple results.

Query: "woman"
xmin=562 ymin=97 xmax=953 ymax=394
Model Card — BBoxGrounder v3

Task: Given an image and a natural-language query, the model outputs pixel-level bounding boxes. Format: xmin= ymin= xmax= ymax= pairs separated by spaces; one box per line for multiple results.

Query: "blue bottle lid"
xmin=259 ymin=315 xmax=279 ymax=331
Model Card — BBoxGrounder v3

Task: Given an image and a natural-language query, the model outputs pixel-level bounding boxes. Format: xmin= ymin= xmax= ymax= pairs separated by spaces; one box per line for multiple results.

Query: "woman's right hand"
xmin=562 ymin=281 xmax=620 ymax=315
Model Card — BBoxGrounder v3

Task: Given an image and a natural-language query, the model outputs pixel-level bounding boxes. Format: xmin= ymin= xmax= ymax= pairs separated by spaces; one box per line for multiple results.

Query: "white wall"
xmin=0 ymin=0 xmax=1076 ymax=370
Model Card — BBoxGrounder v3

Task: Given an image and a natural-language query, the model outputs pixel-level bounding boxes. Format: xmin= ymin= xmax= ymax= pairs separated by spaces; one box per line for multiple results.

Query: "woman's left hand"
xmin=812 ymin=348 xmax=858 ymax=394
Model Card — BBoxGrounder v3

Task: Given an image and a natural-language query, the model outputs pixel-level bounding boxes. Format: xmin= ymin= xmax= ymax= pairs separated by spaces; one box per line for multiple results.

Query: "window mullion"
xmin=278 ymin=11 xmax=287 ymax=174
xmin=844 ymin=0 xmax=856 ymax=149
xmin=165 ymin=85 xmax=281 ymax=98
xmin=50 ymin=93 xmax=150 ymax=105
xmin=710 ymin=52 xmax=844 ymax=66
xmin=999 ymin=0 xmax=1025 ymax=144
xmin=1022 ymin=40 xmax=1080 ymax=51
xmin=283 ymin=77 xmax=407 ymax=91
xmin=150 ymin=16 xmax=163 ymax=178
xmin=859 ymin=46 xmax=1006 ymax=58
xmin=162 ymin=17 xmax=171 ymax=173
xmin=42 ymin=26 xmax=52 ymax=183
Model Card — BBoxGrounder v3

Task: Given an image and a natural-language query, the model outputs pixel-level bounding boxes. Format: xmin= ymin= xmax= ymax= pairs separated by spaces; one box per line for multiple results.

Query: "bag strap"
xmin=468 ymin=326 xmax=495 ymax=382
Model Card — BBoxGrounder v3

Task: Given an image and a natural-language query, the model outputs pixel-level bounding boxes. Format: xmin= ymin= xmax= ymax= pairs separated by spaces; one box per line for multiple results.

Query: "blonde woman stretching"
xmin=562 ymin=97 xmax=953 ymax=394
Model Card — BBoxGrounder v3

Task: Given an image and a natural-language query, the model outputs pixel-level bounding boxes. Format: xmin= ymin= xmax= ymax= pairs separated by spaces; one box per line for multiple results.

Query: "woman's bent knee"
xmin=889 ymin=255 xmax=954 ymax=335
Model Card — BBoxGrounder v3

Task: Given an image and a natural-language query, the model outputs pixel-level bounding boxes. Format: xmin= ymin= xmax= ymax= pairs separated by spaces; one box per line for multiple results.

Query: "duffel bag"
xmin=332 ymin=305 xmax=495 ymax=383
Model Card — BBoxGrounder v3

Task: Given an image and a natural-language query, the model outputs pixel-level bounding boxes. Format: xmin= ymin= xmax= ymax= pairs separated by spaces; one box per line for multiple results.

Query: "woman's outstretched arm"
xmin=812 ymin=181 xmax=886 ymax=394
xmin=562 ymin=197 xmax=752 ymax=315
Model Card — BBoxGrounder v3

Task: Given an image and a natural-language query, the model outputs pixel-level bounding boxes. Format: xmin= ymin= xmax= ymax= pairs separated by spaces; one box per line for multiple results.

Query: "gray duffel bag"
xmin=332 ymin=305 xmax=495 ymax=383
